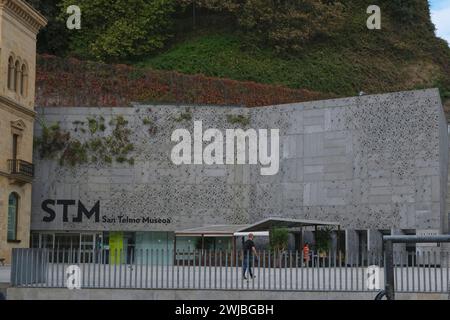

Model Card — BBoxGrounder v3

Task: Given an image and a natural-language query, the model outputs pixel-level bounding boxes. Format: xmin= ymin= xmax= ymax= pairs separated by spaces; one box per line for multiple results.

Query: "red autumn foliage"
xmin=35 ymin=55 xmax=328 ymax=108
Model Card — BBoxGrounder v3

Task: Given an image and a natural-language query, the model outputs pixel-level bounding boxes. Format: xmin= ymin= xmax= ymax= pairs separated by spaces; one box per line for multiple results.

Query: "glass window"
xmin=14 ymin=61 xmax=21 ymax=93
xmin=20 ymin=64 xmax=28 ymax=96
xmin=7 ymin=193 xmax=19 ymax=241
xmin=7 ymin=56 xmax=14 ymax=90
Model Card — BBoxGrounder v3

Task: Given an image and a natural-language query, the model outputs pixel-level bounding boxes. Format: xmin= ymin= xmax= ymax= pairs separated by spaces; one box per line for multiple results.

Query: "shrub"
xmin=270 ymin=228 xmax=289 ymax=252
xmin=60 ymin=0 xmax=177 ymax=61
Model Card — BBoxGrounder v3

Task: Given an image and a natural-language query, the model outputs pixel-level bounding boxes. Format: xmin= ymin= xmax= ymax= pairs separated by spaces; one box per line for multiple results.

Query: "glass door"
xmin=55 ymin=233 xmax=80 ymax=263
xmin=80 ymin=234 xmax=95 ymax=263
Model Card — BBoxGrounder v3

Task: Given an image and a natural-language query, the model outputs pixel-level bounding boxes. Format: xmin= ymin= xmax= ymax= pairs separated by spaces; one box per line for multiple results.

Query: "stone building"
xmin=0 ymin=0 xmax=46 ymax=263
xmin=30 ymin=89 xmax=449 ymax=259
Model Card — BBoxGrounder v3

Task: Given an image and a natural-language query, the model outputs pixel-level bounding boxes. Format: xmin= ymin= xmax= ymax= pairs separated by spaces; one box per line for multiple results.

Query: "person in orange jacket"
xmin=303 ymin=242 xmax=310 ymax=266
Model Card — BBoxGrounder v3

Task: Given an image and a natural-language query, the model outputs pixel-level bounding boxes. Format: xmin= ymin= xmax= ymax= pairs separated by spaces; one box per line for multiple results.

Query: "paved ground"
xmin=9 ymin=264 xmax=450 ymax=293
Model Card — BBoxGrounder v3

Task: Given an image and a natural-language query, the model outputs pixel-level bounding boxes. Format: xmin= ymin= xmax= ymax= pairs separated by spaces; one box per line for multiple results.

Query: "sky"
xmin=430 ymin=0 xmax=450 ymax=43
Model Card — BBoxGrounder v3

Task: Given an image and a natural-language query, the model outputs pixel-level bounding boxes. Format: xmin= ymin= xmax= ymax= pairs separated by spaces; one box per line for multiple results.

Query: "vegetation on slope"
xmin=30 ymin=0 xmax=450 ymax=108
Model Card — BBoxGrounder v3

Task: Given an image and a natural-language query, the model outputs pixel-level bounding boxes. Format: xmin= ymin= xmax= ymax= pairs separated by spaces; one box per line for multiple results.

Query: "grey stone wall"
xmin=31 ymin=89 xmax=448 ymax=234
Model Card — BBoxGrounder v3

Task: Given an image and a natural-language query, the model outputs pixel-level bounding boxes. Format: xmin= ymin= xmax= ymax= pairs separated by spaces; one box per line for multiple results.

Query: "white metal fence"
xmin=10 ymin=248 xmax=450 ymax=293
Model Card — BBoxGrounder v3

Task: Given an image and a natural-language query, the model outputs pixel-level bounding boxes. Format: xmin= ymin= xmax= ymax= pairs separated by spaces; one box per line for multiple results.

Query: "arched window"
xmin=14 ymin=60 xmax=21 ymax=93
xmin=7 ymin=56 xmax=15 ymax=90
xmin=7 ymin=192 xmax=19 ymax=241
xmin=20 ymin=64 xmax=28 ymax=96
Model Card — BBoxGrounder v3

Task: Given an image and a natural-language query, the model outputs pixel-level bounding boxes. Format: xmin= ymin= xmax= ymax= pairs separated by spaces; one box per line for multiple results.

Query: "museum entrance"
xmin=31 ymin=232 xmax=103 ymax=263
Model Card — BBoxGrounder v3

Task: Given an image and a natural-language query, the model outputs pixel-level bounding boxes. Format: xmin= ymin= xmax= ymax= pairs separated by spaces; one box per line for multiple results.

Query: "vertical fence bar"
xmin=427 ymin=251 xmax=431 ymax=292
xmin=328 ymin=250 xmax=331 ymax=291
xmin=133 ymin=249 xmax=137 ymax=289
xmin=300 ymin=251 xmax=304 ymax=291
xmin=406 ymin=251 xmax=410 ymax=292
xmin=156 ymin=249 xmax=160 ymax=289
xmin=417 ymin=251 xmax=421 ymax=292
xmin=219 ymin=251 xmax=222 ymax=290
xmin=208 ymin=250 xmax=211 ymax=289
xmin=199 ymin=250 xmax=202 ymax=289
xmin=30 ymin=249 xmax=34 ymax=287
xmin=268 ymin=251 xmax=271 ymax=290
xmin=214 ymin=250 xmax=217 ymax=289
xmin=203 ymin=250 xmax=208 ymax=289
xmin=145 ymin=249 xmax=149 ymax=289
xmin=139 ymin=249 xmax=143 ymax=289
xmin=278 ymin=251 xmax=282 ymax=291
xmin=433 ymin=251 xmax=437 ymax=292
xmin=422 ymin=251 xmax=426 ymax=292
xmin=225 ymin=250 xmax=228 ymax=290
xmin=445 ymin=251 xmax=450 ymax=292
xmin=97 ymin=249 xmax=101 ymax=288
xmin=151 ymin=249 xmax=154 ymax=289
xmin=113 ymin=249 xmax=117 ymax=288
xmin=333 ymin=251 xmax=337 ymax=291
xmin=124 ymin=249 xmax=128 ymax=288
xmin=402 ymin=251 xmax=405 ymax=292
xmin=235 ymin=250 xmax=238 ymax=290
xmin=103 ymin=249 xmax=106 ymax=288
xmin=295 ymin=251 xmax=298 ymax=291
xmin=322 ymin=253 xmax=326 ymax=291
xmin=414 ymin=251 xmax=417 ymax=292
xmin=93 ymin=249 xmax=97 ymax=288
xmin=193 ymin=250 xmax=196 ymax=289
xmin=50 ymin=248 xmax=54 ymax=288
xmin=119 ymin=249 xmax=123 ymax=289
xmin=311 ymin=251 xmax=314 ymax=290
xmin=175 ymin=250 xmax=179 ymax=289
xmin=173 ymin=249 xmax=177 ymax=289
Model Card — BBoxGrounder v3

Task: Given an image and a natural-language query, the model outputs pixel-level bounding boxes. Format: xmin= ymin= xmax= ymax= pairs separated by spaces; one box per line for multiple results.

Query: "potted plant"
xmin=270 ymin=228 xmax=289 ymax=267
xmin=315 ymin=227 xmax=333 ymax=258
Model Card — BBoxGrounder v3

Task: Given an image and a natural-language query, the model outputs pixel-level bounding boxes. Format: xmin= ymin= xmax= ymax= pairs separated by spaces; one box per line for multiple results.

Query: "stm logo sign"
xmin=41 ymin=200 xmax=100 ymax=223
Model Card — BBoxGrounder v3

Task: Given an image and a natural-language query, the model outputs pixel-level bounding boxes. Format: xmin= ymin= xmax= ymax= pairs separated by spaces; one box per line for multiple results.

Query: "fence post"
xmin=385 ymin=240 xmax=395 ymax=300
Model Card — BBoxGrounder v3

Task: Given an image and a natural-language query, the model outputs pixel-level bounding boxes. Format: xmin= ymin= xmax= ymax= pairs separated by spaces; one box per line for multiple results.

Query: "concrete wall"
xmin=30 ymin=89 xmax=448 ymax=235
xmin=6 ymin=287 xmax=449 ymax=300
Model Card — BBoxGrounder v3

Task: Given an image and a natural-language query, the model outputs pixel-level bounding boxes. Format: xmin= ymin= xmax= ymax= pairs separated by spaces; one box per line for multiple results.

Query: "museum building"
xmin=28 ymin=88 xmax=450 ymax=262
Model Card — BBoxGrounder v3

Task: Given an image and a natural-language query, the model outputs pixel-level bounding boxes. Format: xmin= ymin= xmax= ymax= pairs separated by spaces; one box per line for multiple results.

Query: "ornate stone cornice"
xmin=0 ymin=95 xmax=36 ymax=119
xmin=0 ymin=0 xmax=47 ymax=34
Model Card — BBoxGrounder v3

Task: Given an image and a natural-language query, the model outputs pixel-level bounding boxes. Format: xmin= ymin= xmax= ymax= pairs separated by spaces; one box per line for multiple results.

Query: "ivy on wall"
xmin=226 ymin=114 xmax=251 ymax=126
xmin=174 ymin=108 xmax=193 ymax=122
xmin=34 ymin=115 xmax=135 ymax=166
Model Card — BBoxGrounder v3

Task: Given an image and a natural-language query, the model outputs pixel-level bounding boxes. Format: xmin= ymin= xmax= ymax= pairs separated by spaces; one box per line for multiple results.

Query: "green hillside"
xmin=136 ymin=10 xmax=450 ymax=104
xmin=33 ymin=0 xmax=450 ymax=110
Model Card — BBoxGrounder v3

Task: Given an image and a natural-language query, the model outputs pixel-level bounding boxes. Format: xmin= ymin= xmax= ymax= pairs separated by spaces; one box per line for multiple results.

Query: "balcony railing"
xmin=8 ymin=159 xmax=34 ymax=178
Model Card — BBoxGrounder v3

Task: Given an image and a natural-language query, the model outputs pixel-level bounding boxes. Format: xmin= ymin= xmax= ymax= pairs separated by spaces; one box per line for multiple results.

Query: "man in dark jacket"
xmin=243 ymin=233 xmax=258 ymax=280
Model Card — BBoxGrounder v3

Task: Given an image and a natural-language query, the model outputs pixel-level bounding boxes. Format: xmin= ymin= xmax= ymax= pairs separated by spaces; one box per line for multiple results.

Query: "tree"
xmin=270 ymin=228 xmax=289 ymax=252
xmin=27 ymin=0 xmax=71 ymax=55
xmin=185 ymin=0 xmax=345 ymax=53
xmin=59 ymin=0 xmax=177 ymax=61
xmin=315 ymin=227 xmax=333 ymax=255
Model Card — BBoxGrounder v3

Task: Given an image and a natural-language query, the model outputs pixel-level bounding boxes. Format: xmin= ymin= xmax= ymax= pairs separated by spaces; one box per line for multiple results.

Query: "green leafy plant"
xmin=315 ymin=227 xmax=333 ymax=254
xmin=87 ymin=117 xmax=99 ymax=134
xmin=59 ymin=0 xmax=176 ymax=61
xmin=35 ymin=115 xmax=135 ymax=167
xmin=142 ymin=117 xmax=153 ymax=125
xmin=270 ymin=228 xmax=289 ymax=252
xmin=34 ymin=123 xmax=70 ymax=159
xmin=226 ymin=114 xmax=251 ymax=126
xmin=60 ymin=140 xmax=88 ymax=166
xmin=174 ymin=108 xmax=192 ymax=122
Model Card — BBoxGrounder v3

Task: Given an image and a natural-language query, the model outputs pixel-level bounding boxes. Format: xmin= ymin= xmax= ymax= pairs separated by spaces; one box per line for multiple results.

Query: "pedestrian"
xmin=243 ymin=233 xmax=258 ymax=280
xmin=303 ymin=242 xmax=310 ymax=266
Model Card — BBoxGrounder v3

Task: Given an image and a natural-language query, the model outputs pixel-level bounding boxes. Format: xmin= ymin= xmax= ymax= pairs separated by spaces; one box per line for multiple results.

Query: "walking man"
xmin=243 ymin=233 xmax=258 ymax=280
